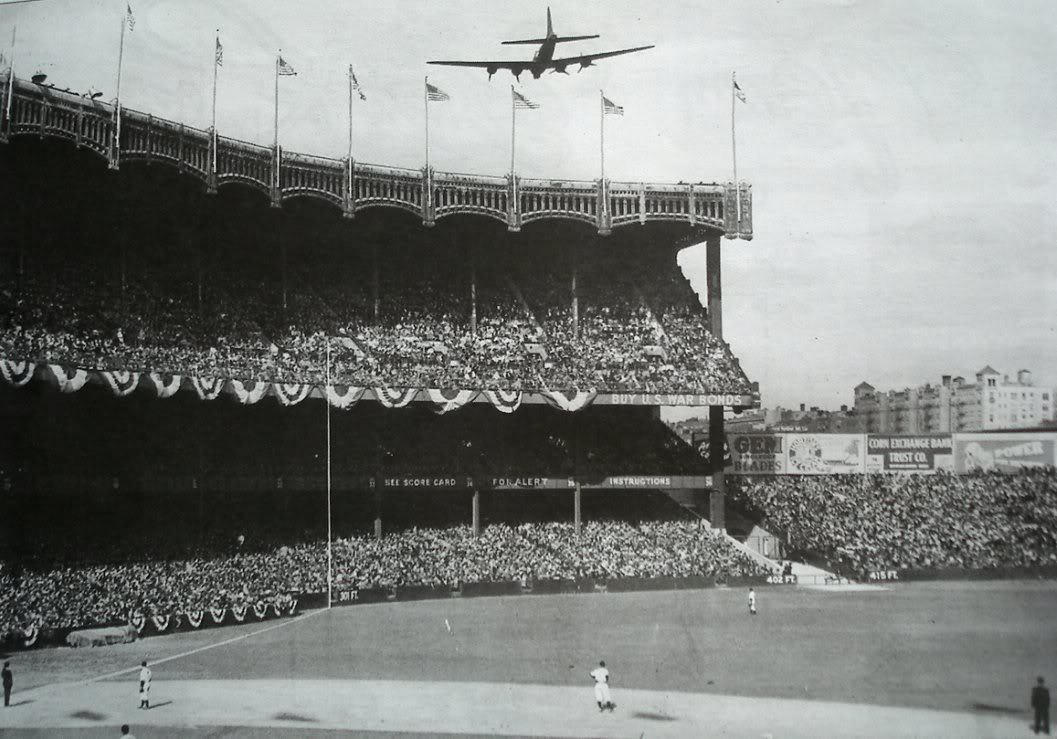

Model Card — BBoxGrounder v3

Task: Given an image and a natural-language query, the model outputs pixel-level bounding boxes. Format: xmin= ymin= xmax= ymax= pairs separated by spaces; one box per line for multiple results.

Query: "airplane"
xmin=428 ymin=8 xmax=654 ymax=81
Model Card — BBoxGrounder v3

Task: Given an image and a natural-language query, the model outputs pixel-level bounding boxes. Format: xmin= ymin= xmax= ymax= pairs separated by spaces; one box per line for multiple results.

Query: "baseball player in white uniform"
xmin=748 ymin=587 xmax=757 ymax=616
xmin=138 ymin=661 xmax=152 ymax=709
xmin=590 ymin=660 xmax=615 ymax=712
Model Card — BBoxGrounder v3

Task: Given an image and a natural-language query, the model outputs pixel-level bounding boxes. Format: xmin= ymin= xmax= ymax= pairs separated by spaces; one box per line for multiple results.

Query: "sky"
xmin=2 ymin=0 xmax=1055 ymax=413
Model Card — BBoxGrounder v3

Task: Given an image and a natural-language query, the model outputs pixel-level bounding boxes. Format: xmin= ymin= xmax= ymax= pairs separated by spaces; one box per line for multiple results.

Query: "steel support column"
xmin=706 ymin=233 xmax=726 ymax=531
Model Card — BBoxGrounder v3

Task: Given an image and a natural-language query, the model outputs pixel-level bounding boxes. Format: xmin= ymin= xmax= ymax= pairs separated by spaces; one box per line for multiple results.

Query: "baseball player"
xmin=748 ymin=587 xmax=757 ymax=615
xmin=589 ymin=660 xmax=615 ymax=712
xmin=138 ymin=661 xmax=152 ymax=709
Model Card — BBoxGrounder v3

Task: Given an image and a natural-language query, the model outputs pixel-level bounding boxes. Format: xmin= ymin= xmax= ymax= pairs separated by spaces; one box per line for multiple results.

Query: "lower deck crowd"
xmin=0 ymin=518 xmax=763 ymax=642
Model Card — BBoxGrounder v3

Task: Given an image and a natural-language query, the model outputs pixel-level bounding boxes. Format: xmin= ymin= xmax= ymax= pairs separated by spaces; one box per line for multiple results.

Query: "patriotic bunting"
xmin=326 ymin=384 xmax=366 ymax=410
xmin=100 ymin=370 xmax=140 ymax=396
xmin=192 ymin=376 xmax=226 ymax=400
xmin=540 ymin=388 xmax=598 ymax=412
xmin=231 ymin=604 xmax=248 ymax=622
xmin=231 ymin=379 xmax=268 ymax=404
xmin=428 ymin=388 xmax=477 ymax=414
xmin=0 ymin=359 xmax=35 ymax=386
xmin=148 ymin=372 xmax=182 ymax=398
xmin=375 ymin=387 xmax=417 ymax=408
xmin=187 ymin=610 xmax=204 ymax=629
xmin=274 ymin=382 xmax=311 ymax=406
xmin=151 ymin=614 xmax=171 ymax=632
xmin=49 ymin=365 xmax=89 ymax=393
xmin=484 ymin=388 xmax=522 ymax=414
xmin=210 ymin=606 xmax=226 ymax=624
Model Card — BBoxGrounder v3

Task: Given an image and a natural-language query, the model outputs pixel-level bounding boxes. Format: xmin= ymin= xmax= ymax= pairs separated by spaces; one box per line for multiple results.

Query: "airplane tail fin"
xmin=501 ymin=9 xmax=599 ymax=45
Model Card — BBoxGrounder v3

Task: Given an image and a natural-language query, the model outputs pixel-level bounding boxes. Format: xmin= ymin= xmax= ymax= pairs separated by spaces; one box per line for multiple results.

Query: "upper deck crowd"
xmin=0 ymin=235 xmax=750 ymax=396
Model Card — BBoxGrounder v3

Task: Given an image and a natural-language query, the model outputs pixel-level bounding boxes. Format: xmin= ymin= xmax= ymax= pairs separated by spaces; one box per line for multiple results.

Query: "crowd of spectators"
xmin=0 ymin=519 xmax=765 ymax=640
xmin=0 ymin=237 xmax=751 ymax=394
xmin=730 ymin=469 xmax=1057 ymax=574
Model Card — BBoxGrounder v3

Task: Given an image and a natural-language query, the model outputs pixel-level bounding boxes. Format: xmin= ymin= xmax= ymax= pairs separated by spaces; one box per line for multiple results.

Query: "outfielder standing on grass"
xmin=748 ymin=587 xmax=757 ymax=616
xmin=138 ymin=661 xmax=152 ymax=709
xmin=2 ymin=661 xmax=12 ymax=707
xmin=590 ymin=660 xmax=615 ymax=712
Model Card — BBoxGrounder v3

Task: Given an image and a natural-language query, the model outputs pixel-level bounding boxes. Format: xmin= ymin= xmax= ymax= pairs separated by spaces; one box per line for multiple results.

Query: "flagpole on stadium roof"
xmin=599 ymin=89 xmax=605 ymax=217
xmin=510 ymin=85 xmax=516 ymax=202
xmin=113 ymin=10 xmax=128 ymax=168
xmin=731 ymin=70 xmax=740 ymax=225
xmin=3 ymin=26 xmax=15 ymax=135
xmin=424 ymin=75 xmax=430 ymax=181
xmin=211 ymin=30 xmax=219 ymax=175
xmin=326 ymin=339 xmax=333 ymax=610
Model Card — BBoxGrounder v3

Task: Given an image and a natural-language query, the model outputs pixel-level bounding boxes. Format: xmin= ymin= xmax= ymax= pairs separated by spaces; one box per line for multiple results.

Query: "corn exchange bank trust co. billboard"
xmin=865 ymin=434 xmax=953 ymax=473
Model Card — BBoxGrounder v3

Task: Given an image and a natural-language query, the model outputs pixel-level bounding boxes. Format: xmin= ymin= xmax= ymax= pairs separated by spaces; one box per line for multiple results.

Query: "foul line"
xmin=87 ymin=607 xmax=328 ymax=684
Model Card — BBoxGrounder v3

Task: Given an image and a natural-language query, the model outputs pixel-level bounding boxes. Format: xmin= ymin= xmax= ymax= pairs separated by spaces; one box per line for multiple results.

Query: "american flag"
xmin=734 ymin=79 xmax=746 ymax=103
xmin=215 ymin=37 xmax=223 ymax=68
xmin=277 ymin=56 xmax=296 ymax=76
xmin=126 ymin=3 xmax=135 ymax=31
xmin=512 ymin=89 xmax=539 ymax=109
xmin=602 ymin=95 xmax=623 ymax=116
xmin=349 ymin=65 xmax=366 ymax=101
xmin=425 ymin=81 xmax=449 ymax=101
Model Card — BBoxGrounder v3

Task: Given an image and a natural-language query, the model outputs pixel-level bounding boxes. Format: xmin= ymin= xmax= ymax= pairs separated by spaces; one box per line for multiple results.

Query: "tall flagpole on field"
xmin=731 ymin=70 xmax=740 ymax=224
xmin=325 ymin=340 xmax=333 ymax=610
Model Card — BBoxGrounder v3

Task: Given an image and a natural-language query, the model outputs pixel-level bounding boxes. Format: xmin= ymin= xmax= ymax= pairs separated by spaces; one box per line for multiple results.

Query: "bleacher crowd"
xmin=0 ymin=520 xmax=764 ymax=642
xmin=731 ymin=469 xmax=1057 ymax=575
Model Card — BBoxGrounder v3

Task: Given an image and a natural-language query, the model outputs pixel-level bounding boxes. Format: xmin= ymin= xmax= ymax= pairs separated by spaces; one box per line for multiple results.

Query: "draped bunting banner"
xmin=326 ymin=384 xmax=366 ymax=410
xmin=375 ymin=387 xmax=417 ymax=409
xmin=49 ymin=365 xmax=89 ymax=393
xmin=151 ymin=614 xmax=171 ymax=633
xmin=427 ymin=388 xmax=478 ymax=414
xmin=101 ymin=370 xmax=141 ymax=397
xmin=231 ymin=379 xmax=268 ymax=405
xmin=148 ymin=372 xmax=182 ymax=398
xmin=22 ymin=624 xmax=39 ymax=648
xmin=0 ymin=360 xmax=36 ymax=387
xmin=130 ymin=613 xmax=145 ymax=633
xmin=274 ymin=382 xmax=311 ymax=406
xmin=540 ymin=388 xmax=598 ymax=412
xmin=187 ymin=610 xmax=204 ymax=628
xmin=192 ymin=376 xmax=226 ymax=401
xmin=210 ymin=607 xmax=226 ymax=624
xmin=253 ymin=601 xmax=269 ymax=619
xmin=231 ymin=604 xmax=248 ymax=622
xmin=484 ymin=388 xmax=523 ymax=414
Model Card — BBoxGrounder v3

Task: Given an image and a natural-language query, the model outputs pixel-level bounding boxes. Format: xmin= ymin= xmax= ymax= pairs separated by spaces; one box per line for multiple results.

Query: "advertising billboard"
xmin=728 ymin=434 xmax=785 ymax=474
xmin=866 ymin=435 xmax=953 ymax=473
xmin=953 ymin=433 xmax=1057 ymax=473
xmin=784 ymin=434 xmax=865 ymax=475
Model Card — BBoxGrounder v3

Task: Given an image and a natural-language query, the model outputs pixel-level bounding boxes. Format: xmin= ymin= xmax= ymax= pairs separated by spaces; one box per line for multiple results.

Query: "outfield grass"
xmin=2 ymin=580 xmax=1054 ymax=737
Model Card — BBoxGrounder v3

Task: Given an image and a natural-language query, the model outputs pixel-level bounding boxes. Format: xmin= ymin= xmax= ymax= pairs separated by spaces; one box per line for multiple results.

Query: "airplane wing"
xmin=427 ymin=60 xmax=524 ymax=69
xmin=552 ymin=45 xmax=655 ymax=69
xmin=427 ymin=59 xmax=538 ymax=79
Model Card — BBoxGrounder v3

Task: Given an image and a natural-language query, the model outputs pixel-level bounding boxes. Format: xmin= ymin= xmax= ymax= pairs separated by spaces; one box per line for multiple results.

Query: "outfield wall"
xmin=726 ymin=432 xmax=1057 ymax=475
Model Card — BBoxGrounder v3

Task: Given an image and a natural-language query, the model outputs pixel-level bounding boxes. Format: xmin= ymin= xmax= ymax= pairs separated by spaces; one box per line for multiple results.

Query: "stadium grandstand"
xmin=0 ymin=75 xmax=764 ymax=649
